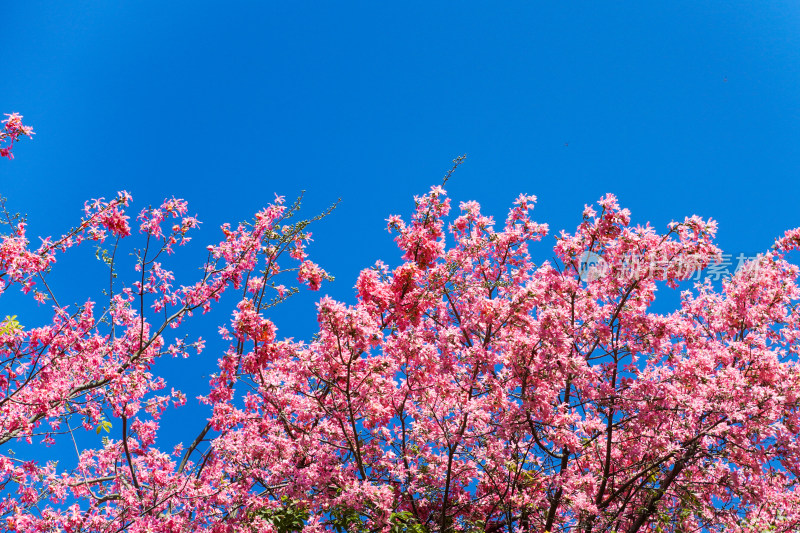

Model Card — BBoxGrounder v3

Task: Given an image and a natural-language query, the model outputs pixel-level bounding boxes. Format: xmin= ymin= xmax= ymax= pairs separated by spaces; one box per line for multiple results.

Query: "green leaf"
xmin=0 ymin=315 xmax=22 ymax=335
xmin=96 ymin=418 xmax=112 ymax=434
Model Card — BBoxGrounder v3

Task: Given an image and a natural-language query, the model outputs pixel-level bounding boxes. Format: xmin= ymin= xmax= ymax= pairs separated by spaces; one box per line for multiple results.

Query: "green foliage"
xmin=0 ymin=315 xmax=21 ymax=335
xmin=95 ymin=246 xmax=114 ymax=267
xmin=95 ymin=417 xmax=112 ymax=434
xmin=248 ymin=497 xmax=309 ymax=533
xmin=389 ymin=511 xmax=427 ymax=533
xmin=330 ymin=504 xmax=365 ymax=533
xmin=327 ymin=506 xmax=427 ymax=533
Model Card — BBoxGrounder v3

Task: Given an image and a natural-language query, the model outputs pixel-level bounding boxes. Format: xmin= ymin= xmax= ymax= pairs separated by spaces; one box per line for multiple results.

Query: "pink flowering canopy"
xmin=2 ymin=161 xmax=800 ymax=530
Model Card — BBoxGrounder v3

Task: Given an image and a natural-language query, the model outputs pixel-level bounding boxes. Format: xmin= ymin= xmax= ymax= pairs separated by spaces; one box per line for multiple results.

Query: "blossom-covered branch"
xmin=2 ymin=175 xmax=800 ymax=531
xmin=0 ymin=113 xmax=34 ymax=160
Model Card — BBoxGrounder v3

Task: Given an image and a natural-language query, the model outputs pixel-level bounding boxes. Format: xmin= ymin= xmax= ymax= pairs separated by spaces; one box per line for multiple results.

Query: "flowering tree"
xmin=0 ymin=189 xmax=334 ymax=532
xmin=1 ymin=151 xmax=800 ymax=531
xmin=0 ymin=113 xmax=34 ymax=159
xmin=221 ymin=186 xmax=799 ymax=533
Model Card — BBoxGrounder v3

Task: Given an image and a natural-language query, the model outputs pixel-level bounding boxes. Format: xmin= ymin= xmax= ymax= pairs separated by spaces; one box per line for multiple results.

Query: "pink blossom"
xmin=1 ymin=181 xmax=800 ymax=532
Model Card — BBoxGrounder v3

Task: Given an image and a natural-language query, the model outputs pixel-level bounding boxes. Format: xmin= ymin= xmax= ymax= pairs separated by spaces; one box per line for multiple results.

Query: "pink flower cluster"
xmin=0 ymin=186 xmax=332 ymax=531
xmin=2 ymin=182 xmax=800 ymax=532
xmin=0 ymin=113 xmax=34 ymax=160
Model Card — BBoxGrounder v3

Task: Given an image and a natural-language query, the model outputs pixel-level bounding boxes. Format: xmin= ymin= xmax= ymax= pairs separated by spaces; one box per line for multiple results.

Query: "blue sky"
xmin=6 ymin=2 xmax=800 ymax=295
xmin=4 ymin=1 xmax=800 ymax=459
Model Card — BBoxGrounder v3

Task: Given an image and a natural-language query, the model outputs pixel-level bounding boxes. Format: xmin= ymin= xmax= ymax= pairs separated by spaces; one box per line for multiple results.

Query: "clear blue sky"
xmin=4 ymin=1 xmax=800 ymax=457
xmin=6 ymin=2 xmax=800 ymax=299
